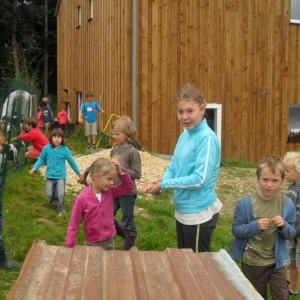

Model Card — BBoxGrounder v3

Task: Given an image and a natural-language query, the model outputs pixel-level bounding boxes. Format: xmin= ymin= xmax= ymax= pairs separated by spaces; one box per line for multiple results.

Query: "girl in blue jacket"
xmin=30 ymin=128 xmax=82 ymax=216
xmin=143 ymin=83 xmax=222 ymax=252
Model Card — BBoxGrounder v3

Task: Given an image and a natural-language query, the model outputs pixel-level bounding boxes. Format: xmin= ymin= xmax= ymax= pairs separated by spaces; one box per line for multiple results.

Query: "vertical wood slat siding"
xmin=57 ymin=0 xmax=300 ymax=162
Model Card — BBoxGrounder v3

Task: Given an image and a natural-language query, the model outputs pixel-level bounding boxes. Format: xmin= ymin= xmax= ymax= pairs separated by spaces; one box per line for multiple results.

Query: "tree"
xmin=0 ymin=0 xmax=57 ymax=94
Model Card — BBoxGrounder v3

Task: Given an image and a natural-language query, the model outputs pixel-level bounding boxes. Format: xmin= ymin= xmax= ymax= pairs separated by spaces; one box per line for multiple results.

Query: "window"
xmin=290 ymin=0 xmax=300 ymax=24
xmin=205 ymin=103 xmax=222 ymax=149
xmin=89 ymin=0 xmax=94 ymax=21
xmin=288 ymin=104 xmax=300 ymax=142
xmin=77 ymin=92 xmax=83 ymax=122
xmin=77 ymin=6 xmax=82 ymax=28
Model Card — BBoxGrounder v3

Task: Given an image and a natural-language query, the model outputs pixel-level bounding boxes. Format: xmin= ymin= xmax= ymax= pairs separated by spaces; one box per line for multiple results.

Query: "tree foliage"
xmin=0 ymin=0 xmax=57 ymax=94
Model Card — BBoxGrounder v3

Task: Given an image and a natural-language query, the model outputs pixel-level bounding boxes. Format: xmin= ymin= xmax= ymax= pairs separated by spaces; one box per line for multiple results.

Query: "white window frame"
xmin=77 ymin=6 xmax=82 ymax=28
xmin=77 ymin=92 xmax=83 ymax=122
xmin=206 ymin=103 xmax=222 ymax=149
xmin=290 ymin=0 xmax=300 ymax=24
xmin=89 ymin=0 xmax=94 ymax=21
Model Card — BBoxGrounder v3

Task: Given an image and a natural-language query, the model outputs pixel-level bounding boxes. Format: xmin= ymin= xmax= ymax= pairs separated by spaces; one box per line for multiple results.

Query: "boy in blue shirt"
xmin=79 ymin=92 xmax=105 ymax=148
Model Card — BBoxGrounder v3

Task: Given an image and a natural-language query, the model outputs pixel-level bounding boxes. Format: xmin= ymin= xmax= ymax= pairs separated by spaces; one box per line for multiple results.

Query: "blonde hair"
xmin=176 ymin=83 xmax=206 ymax=105
xmin=78 ymin=158 xmax=117 ymax=186
xmin=256 ymin=155 xmax=285 ymax=180
xmin=283 ymin=151 xmax=300 ymax=173
xmin=112 ymin=115 xmax=136 ymax=144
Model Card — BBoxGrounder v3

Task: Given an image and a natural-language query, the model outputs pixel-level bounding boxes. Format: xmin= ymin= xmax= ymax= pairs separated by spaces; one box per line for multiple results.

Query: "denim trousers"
xmin=114 ymin=194 xmax=137 ymax=237
xmin=46 ymin=178 xmax=66 ymax=212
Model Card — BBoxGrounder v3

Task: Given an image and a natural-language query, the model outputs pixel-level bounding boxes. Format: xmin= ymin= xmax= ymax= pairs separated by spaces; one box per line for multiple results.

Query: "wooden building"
xmin=55 ymin=0 xmax=300 ymax=162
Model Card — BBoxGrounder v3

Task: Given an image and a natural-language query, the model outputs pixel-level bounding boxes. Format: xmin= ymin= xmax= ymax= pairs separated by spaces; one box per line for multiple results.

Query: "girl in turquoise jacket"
xmin=30 ymin=128 xmax=82 ymax=215
xmin=143 ymin=84 xmax=221 ymax=252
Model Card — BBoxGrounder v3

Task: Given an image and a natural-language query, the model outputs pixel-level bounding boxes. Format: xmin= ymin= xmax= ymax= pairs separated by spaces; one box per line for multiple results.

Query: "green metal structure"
xmin=0 ymin=78 xmax=41 ymax=198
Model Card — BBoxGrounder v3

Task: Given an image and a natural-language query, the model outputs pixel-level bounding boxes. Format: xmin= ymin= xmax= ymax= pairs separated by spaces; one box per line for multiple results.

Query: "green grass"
xmin=0 ymin=137 xmax=284 ymax=300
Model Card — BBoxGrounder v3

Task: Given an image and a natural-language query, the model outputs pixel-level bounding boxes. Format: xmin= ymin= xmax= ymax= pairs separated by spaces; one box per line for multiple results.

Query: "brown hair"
xmin=176 ymin=83 xmax=206 ymax=105
xmin=25 ymin=117 xmax=38 ymax=128
xmin=78 ymin=157 xmax=117 ymax=186
xmin=86 ymin=91 xmax=94 ymax=98
xmin=112 ymin=115 xmax=136 ymax=144
xmin=256 ymin=155 xmax=285 ymax=180
xmin=49 ymin=128 xmax=66 ymax=147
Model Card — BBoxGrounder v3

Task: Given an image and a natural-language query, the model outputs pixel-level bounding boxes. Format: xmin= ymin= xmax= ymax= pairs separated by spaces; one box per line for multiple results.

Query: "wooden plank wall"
xmin=57 ymin=0 xmax=133 ymax=134
xmin=57 ymin=0 xmax=300 ymax=162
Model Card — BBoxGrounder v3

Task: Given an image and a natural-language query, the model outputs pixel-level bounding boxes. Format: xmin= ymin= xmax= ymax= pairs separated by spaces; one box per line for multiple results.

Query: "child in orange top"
xmin=57 ymin=107 xmax=69 ymax=137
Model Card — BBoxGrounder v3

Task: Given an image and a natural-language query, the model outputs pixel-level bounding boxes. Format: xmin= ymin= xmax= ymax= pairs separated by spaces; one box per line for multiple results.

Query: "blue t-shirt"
xmin=81 ymin=101 xmax=101 ymax=123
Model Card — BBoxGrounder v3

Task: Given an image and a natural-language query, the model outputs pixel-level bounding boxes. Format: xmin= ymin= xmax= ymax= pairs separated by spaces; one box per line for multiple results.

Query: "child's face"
xmin=113 ymin=130 xmax=128 ymax=146
xmin=177 ymin=99 xmax=206 ymax=130
xmin=24 ymin=123 xmax=32 ymax=131
xmin=92 ymin=169 xmax=117 ymax=193
xmin=87 ymin=96 xmax=93 ymax=102
xmin=0 ymin=135 xmax=5 ymax=153
xmin=52 ymin=134 xmax=62 ymax=147
xmin=257 ymin=166 xmax=284 ymax=200
xmin=285 ymin=163 xmax=300 ymax=183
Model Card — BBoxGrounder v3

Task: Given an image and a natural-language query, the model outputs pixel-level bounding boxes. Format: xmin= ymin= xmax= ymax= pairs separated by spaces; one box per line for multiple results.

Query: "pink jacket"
xmin=66 ymin=171 xmax=134 ymax=248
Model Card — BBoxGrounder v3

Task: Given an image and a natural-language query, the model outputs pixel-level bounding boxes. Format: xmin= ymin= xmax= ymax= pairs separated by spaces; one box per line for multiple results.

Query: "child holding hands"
xmin=229 ymin=155 xmax=296 ymax=300
xmin=65 ymin=157 xmax=134 ymax=250
xmin=283 ymin=151 xmax=300 ymax=296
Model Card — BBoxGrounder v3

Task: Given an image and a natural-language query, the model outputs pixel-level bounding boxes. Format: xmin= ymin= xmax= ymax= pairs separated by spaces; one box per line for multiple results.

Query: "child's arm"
xmin=232 ymin=199 xmax=262 ymax=238
xmin=65 ymin=147 xmax=81 ymax=177
xmin=125 ymin=151 xmax=141 ymax=180
xmin=29 ymin=146 xmax=47 ymax=175
xmin=275 ymin=198 xmax=296 ymax=240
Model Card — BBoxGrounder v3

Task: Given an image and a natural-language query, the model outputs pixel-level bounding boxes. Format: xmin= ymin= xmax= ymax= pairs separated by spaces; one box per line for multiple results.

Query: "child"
xmin=142 ymin=83 xmax=222 ymax=253
xmin=10 ymin=117 xmax=49 ymax=159
xmin=110 ymin=116 xmax=141 ymax=250
xmin=29 ymin=128 xmax=82 ymax=216
xmin=283 ymin=151 xmax=300 ymax=296
xmin=57 ymin=107 xmax=69 ymax=137
xmin=40 ymin=100 xmax=54 ymax=138
xmin=229 ymin=154 xmax=296 ymax=300
xmin=79 ymin=92 xmax=105 ymax=149
xmin=37 ymin=107 xmax=44 ymax=133
xmin=65 ymin=157 xmax=134 ymax=250
xmin=0 ymin=131 xmax=18 ymax=270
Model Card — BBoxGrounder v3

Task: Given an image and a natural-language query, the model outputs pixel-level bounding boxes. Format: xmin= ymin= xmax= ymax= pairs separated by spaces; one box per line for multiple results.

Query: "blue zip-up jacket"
xmin=160 ymin=119 xmax=220 ymax=213
xmin=229 ymin=193 xmax=296 ymax=269
xmin=33 ymin=144 xmax=81 ymax=179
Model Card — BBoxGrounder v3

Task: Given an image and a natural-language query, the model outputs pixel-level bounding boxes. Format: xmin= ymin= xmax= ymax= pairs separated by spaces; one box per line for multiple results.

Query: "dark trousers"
xmin=242 ymin=263 xmax=289 ymax=300
xmin=176 ymin=212 xmax=219 ymax=252
xmin=114 ymin=194 xmax=137 ymax=237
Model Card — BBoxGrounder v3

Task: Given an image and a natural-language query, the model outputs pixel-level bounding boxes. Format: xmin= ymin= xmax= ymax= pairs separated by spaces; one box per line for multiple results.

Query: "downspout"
xmin=132 ymin=0 xmax=138 ymax=127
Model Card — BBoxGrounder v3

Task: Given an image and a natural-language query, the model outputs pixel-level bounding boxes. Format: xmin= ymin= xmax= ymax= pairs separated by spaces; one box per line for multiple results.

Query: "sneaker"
xmin=87 ymin=143 xmax=91 ymax=148
xmin=58 ymin=212 xmax=63 ymax=216
xmin=92 ymin=144 xmax=96 ymax=149
xmin=289 ymin=289 xmax=299 ymax=295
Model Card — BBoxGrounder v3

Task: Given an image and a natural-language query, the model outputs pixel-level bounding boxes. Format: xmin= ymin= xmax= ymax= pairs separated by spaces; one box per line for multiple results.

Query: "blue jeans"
xmin=114 ymin=194 xmax=137 ymax=237
xmin=46 ymin=178 xmax=66 ymax=212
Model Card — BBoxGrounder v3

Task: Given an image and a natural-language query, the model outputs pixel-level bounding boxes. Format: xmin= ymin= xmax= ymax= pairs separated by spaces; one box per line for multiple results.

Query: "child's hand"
xmin=101 ymin=109 xmax=105 ymax=114
xmin=29 ymin=169 xmax=35 ymax=175
xmin=258 ymin=218 xmax=271 ymax=230
xmin=111 ymin=158 xmax=122 ymax=173
xmin=271 ymin=215 xmax=285 ymax=228
xmin=142 ymin=181 xmax=162 ymax=195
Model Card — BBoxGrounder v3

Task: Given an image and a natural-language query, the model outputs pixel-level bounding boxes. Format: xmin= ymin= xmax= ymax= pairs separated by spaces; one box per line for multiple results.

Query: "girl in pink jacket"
xmin=66 ymin=157 xmax=134 ymax=250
